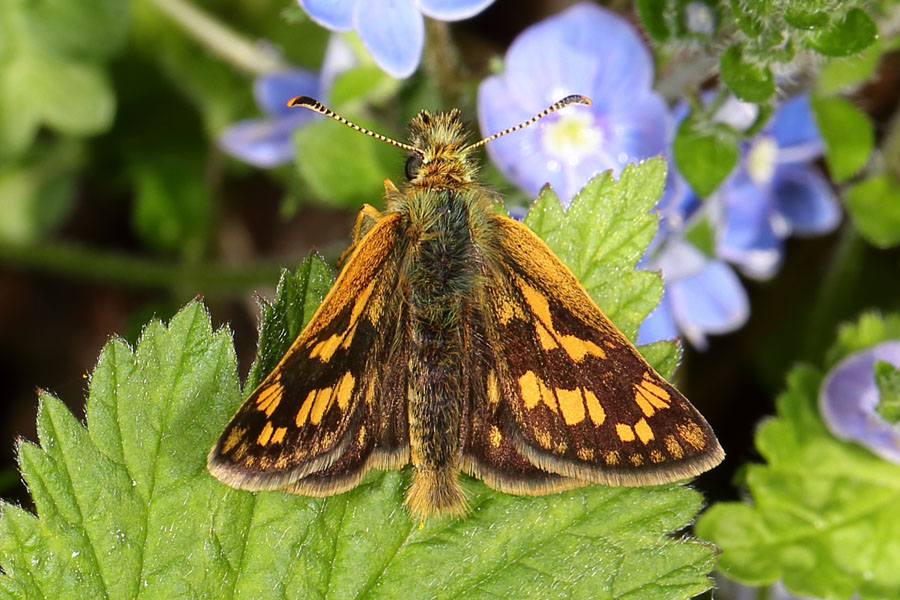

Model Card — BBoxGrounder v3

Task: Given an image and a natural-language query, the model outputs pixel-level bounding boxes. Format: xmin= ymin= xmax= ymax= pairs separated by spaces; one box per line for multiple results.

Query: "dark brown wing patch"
xmin=208 ymin=213 xmax=410 ymax=491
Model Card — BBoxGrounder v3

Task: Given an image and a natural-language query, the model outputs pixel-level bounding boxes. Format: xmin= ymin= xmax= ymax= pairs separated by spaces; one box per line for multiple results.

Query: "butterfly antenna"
xmin=465 ymin=94 xmax=592 ymax=151
xmin=288 ymin=96 xmax=424 ymax=157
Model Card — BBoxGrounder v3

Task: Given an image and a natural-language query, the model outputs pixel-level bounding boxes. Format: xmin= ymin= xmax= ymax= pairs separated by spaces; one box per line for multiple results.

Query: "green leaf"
xmin=0 ymin=160 xmax=718 ymax=597
xmin=330 ymin=65 xmax=400 ymax=109
xmin=636 ymin=0 xmax=670 ymax=41
xmin=525 ymin=158 xmax=665 ymax=341
xmin=22 ymin=0 xmax=129 ymax=62
xmin=818 ymin=39 xmax=882 ymax=93
xmin=844 ymin=174 xmax=900 ymax=248
xmin=784 ymin=5 xmax=829 ymax=30
xmin=673 ymin=114 xmax=739 ymax=197
xmin=806 ymin=8 xmax=878 ymax=57
xmin=729 ymin=0 xmax=762 ymax=36
xmin=720 ymin=44 xmax=774 ymax=103
xmin=8 ymin=51 xmax=115 ymax=136
xmin=245 ymin=255 xmax=335 ymax=391
xmin=812 ymin=94 xmax=873 ymax=182
xmin=874 ymin=361 xmax=900 ymax=424
xmin=294 ymin=113 xmax=398 ymax=208
xmin=697 ymin=313 xmax=900 ymax=600
xmin=0 ymin=141 xmax=83 ymax=244
xmin=131 ymin=151 xmax=211 ymax=257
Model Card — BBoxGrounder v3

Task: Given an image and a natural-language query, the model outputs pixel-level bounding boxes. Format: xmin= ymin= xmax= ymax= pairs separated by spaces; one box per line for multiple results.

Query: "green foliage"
xmin=874 ymin=361 xmax=900 ymax=424
xmin=806 ymin=8 xmax=878 ymax=57
xmin=0 ymin=0 xmax=126 ymax=156
xmin=697 ymin=313 xmax=900 ymax=600
xmin=719 ymin=44 xmax=774 ymax=103
xmin=0 ymin=165 xmax=718 ymax=599
xmin=0 ymin=141 xmax=83 ymax=244
xmin=293 ymin=113 xmax=400 ymax=208
xmin=673 ymin=113 xmax=739 ymax=198
xmin=812 ymin=94 xmax=874 ymax=183
xmin=843 ymin=174 xmax=900 ymax=249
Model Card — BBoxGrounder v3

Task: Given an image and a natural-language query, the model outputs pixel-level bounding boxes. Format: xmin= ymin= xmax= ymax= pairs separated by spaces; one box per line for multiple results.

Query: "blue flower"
xmin=713 ymin=94 xmax=841 ymax=279
xmin=218 ymin=69 xmax=321 ymax=168
xmin=297 ymin=0 xmax=496 ymax=78
xmin=219 ymin=37 xmax=356 ymax=168
xmin=637 ymin=237 xmax=749 ymax=350
xmin=478 ymin=3 xmax=670 ymax=205
xmin=820 ymin=341 xmax=900 ymax=465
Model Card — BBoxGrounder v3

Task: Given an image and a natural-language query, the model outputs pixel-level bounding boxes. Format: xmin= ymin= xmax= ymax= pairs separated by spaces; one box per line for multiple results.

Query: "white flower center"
xmin=746 ymin=135 xmax=778 ymax=185
xmin=542 ymin=112 xmax=601 ymax=166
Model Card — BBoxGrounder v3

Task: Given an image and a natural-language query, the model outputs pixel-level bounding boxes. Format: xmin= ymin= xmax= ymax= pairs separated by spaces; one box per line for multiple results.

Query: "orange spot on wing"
xmin=616 ymin=423 xmax=636 ymax=442
xmin=634 ymin=418 xmax=654 ymax=444
xmin=557 ymin=388 xmax=585 ymax=425
xmin=310 ymin=386 xmax=334 ymax=425
xmin=296 ymin=390 xmax=316 ymax=426
xmin=584 ymin=390 xmax=606 ymax=426
xmin=257 ymin=422 xmax=274 ymax=446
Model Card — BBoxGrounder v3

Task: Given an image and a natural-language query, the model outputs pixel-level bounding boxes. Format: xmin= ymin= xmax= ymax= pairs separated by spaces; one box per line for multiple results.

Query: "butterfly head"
xmin=404 ymin=108 xmax=477 ymax=185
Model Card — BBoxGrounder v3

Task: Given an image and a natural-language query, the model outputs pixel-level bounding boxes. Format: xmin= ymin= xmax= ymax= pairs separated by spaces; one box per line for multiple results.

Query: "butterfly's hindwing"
xmin=459 ymin=307 xmax=582 ymax=495
xmin=208 ymin=213 xmax=409 ymax=492
xmin=480 ymin=215 xmax=724 ymax=486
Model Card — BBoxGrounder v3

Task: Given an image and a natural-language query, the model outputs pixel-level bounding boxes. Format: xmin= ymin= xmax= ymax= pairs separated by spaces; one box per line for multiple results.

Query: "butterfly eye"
xmin=405 ymin=154 xmax=423 ymax=180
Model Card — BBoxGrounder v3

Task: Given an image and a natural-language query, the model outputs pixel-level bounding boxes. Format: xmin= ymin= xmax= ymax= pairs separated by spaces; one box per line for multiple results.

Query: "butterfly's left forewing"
xmin=208 ymin=213 xmax=410 ymax=495
xmin=469 ymin=215 xmax=724 ymax=488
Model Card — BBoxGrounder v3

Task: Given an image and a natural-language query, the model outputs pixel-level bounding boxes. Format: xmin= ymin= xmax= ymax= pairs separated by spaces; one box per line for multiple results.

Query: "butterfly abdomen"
xmin=404 ymin=188 xmax=480 ymax=517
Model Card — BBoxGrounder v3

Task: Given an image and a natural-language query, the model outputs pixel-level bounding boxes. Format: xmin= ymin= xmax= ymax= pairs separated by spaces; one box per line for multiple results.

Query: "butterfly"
xmin=208 ymin=95 xmax=724 ymax=519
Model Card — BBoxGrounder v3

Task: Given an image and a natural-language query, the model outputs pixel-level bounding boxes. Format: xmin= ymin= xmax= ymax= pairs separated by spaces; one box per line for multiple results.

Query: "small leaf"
xmin=843 ymin=174 xmax=900 ymax=248
xmin=818 ymin=39 xmax=882 ymax=93
xmin=720 ymin=44 xmax=774 ymax=103
xmin=784 ymin=5 xmax=829 ymax=30
xmin=22 ymin=0 xmax=130 ymax=62
xmin=294 ymin=113 xmax=398 ymax=208
xmin=9 ymin=52 xmax=115 ymax=136
xmin=873 ymin=361 xmax=900 ymax=424
xmin=0 ymin=141 xmax=83 ymax=244
xmin=806 ymin=8 xmax=878 ymax=57
xmin=812 ymin=95 xmax=873 ymax=182
xmin=697 ymin=313 xmax=900 ymax=599
xmin=673 ymin=114 xmax=739 ymax=197
xmin=636 ymin=0 xmax=670 ymax=41
xmin=729 ymin=0 xmax=762 ymax=36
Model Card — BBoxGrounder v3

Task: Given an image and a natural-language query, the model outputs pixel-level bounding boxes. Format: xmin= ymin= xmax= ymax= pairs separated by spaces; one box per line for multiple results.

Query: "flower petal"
xmin=717 ymin=174 xmax=784 ymax=279
xmin=637 ymin=293 xmax=679 ymax=346
xmin=774 ymin=165 xmax=841 ymax=235
xmin=501 ymin=3 xmax=655 ymax=113
xmin=218 ymin=114 xmax=310 ymax=168
xmin=479 ymin=75 xmax=566 ymax=198
xmin=599 ymin=93 xmax=670 ymax=171
xmin=668 ymin=258 xmax=749 ymax=349
xmin=355 ymin=0 xmax=424 ymax=78
xmin=417 ymin=0 xmax=495 ymax=20
xmin=820 ymin=341 xmax=900 ymax=465
xmin=254 ymin=69 xmax=320 ymax=117
xmin=298 ymin=0 xmax=356 ymax=31
xmin=769 ymin=94 xmax=823 ymax=162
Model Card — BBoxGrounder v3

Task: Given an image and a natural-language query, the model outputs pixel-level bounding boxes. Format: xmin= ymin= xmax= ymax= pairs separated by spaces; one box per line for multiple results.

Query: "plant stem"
xmin=147 ymin=0 xmax=289 ymax=75
xmin=0 ymin=241 xmax=288 ymax=297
